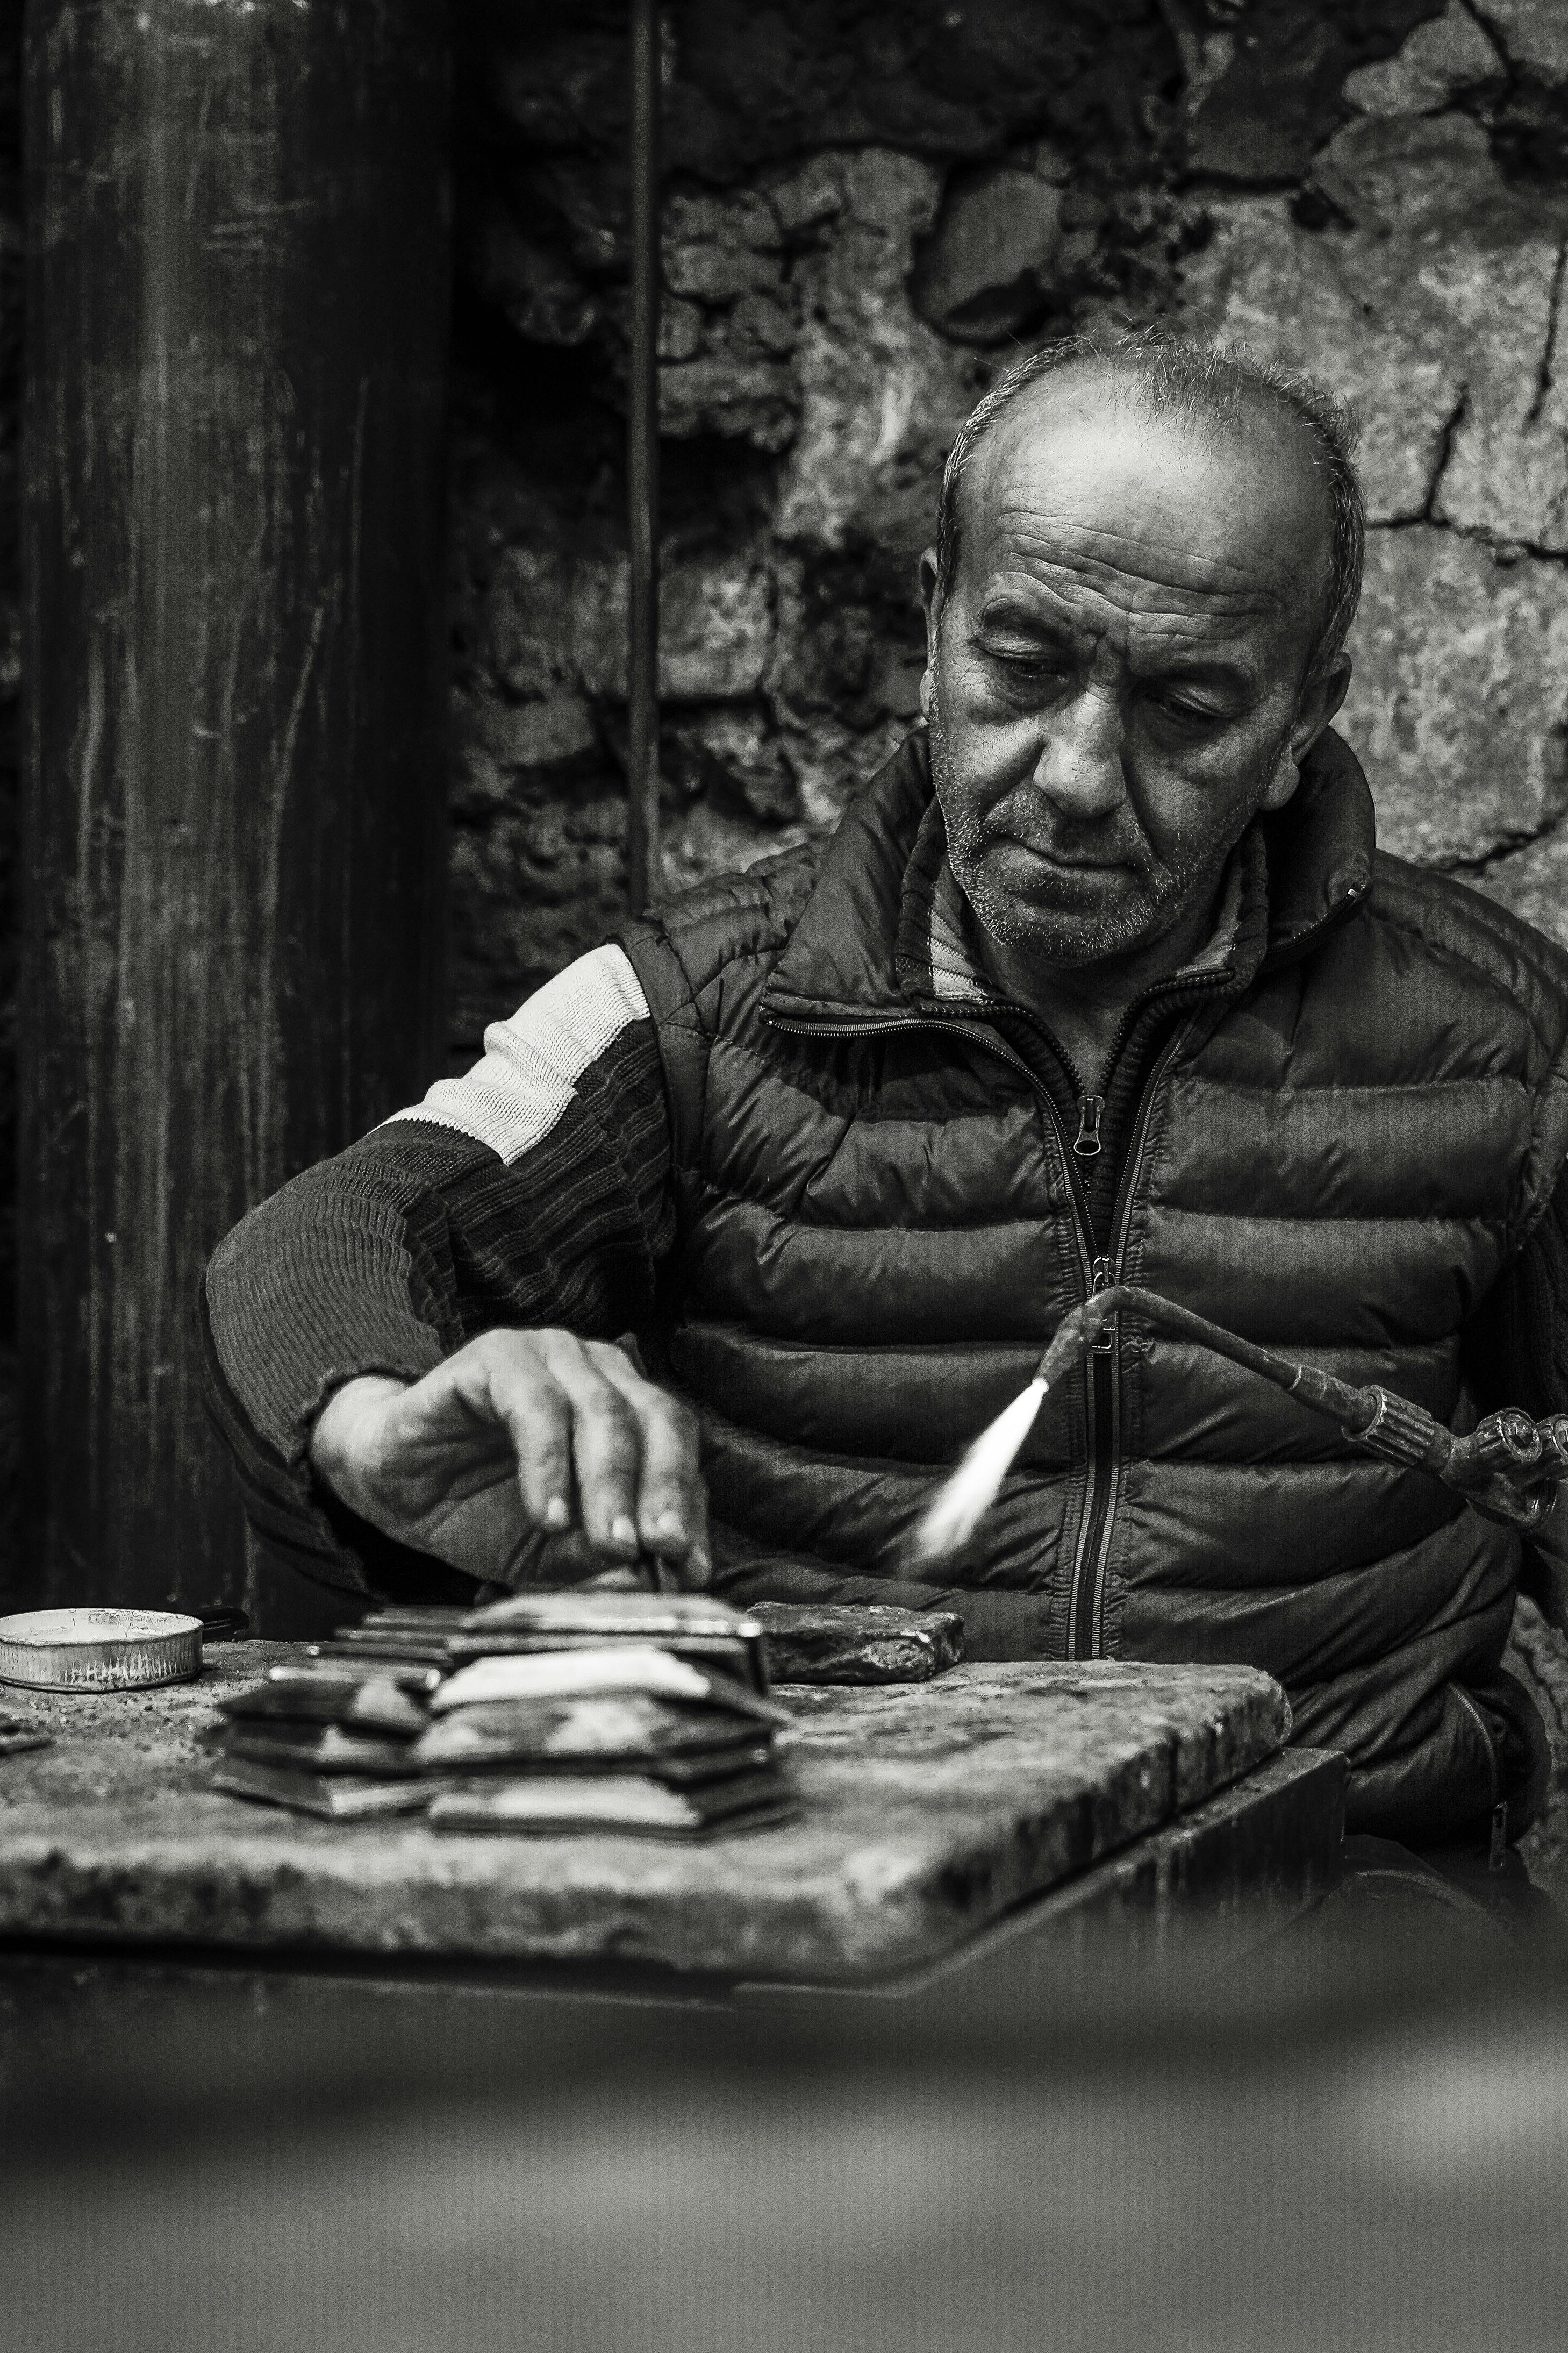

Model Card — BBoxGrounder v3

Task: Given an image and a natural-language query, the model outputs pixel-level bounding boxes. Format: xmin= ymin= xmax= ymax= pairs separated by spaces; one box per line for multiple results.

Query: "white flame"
xmin=913 ymin=1377 xmax=1048 ymax=1563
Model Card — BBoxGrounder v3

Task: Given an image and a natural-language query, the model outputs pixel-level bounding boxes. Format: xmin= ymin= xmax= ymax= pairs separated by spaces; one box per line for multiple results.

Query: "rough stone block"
xmin=1341 ymin=0 xmax=1503 ymax=117
xmin=663 ymin=705 xmax=801 ymax=824
xmin=775 ymin=152 xmax=977 ymax=560
xmin=663 ymin=188 xmax=784 ymax=305
xmin=569 ymin=551 xmax=776 ymax=704
xmin=657 ymin=350 xmax=799 ymax=451
xmin=1179 ymin=195 xmax=1459 ymax=525
xmin=1182 ymin=116 xmax=1568 ymax=544
xmin=1479 ymin=0 xmax=1568 ymax=87
xmin=750 ymin=1603 xmax=965 ymax=1685
xmin=910 ymin=165 xmax=1063 ymax=346
xmin=1466 ymin=828 xmax=1568 ymax=957
xmin=1183 ymin=2 xmax=1356 ymax=183
xmin=1340 ymin=527 xmax=1568 ymax=868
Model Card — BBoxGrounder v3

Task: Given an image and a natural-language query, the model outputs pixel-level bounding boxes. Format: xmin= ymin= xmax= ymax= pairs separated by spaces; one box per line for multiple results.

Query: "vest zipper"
xmin=1051 ymin=869 xmax=1370 ymax=1649
xmin=1073 ymin=1095 xmax=1105 ymax=1159
xmin=1064 ymin=1022 xmax=1193 ymax=1658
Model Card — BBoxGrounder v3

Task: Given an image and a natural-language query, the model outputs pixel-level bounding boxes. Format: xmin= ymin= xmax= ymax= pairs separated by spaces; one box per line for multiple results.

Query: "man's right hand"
xmin=308 ymin=1330 xmax=710 ymax=1591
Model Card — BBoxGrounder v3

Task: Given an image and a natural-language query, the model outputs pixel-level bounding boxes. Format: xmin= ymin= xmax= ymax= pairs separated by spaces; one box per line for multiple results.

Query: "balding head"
xmin=935 ymin=331 xmax=1364 ymax=691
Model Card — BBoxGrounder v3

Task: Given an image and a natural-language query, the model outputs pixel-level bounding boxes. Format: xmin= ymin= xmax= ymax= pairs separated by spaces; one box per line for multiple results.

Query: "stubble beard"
xmin=927 ymin=681 xmax=1286 ymax=969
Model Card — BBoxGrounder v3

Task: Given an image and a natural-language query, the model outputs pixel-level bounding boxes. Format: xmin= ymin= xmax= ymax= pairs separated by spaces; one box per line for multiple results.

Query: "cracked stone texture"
xmin=1341 ymin=0 xmax=1504 ymax=117
xmin=0 ymin=1646 xmax=1290 ymax=1979
xmin=1335 ymin=528 xmax=1568 ymax=869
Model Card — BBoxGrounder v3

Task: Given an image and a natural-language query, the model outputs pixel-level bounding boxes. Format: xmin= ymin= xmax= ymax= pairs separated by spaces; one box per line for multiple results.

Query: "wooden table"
xmin=0 ymin=1644 xmax=1344 ymax=2054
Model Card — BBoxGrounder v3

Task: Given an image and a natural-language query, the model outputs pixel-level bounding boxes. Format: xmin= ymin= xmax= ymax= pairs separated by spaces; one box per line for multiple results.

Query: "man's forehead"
xmin=956 ymin=372 xmax=1330 ymax=621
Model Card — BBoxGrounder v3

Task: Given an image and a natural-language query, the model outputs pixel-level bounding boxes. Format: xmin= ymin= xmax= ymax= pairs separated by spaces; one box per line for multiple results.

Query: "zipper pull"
xmin=1091 ymin=1256 xmax=1116 ymax=1353
xmin=1073 ymin=1094 xmax=1104 ymax=1160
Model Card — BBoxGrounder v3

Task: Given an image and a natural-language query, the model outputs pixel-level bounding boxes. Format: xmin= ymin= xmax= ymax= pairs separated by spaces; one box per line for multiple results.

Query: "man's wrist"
xmin=309 ymin=1374 xmax=411 ymax=1520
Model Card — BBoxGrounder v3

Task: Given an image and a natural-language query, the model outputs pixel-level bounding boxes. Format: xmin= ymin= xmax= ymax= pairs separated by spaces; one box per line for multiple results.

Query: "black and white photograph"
xmin=3 ymin=4 xmax=1568 ymax=2347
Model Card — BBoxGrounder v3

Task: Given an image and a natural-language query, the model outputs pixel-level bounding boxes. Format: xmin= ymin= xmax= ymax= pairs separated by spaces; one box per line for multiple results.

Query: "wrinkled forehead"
xmin=954 ymin=373 xmax=1333 ymax=646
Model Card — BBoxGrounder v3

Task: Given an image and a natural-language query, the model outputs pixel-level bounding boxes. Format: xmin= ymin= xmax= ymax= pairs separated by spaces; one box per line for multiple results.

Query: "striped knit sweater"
xmin=201 ymin=813 xmax=1568 ymax=1612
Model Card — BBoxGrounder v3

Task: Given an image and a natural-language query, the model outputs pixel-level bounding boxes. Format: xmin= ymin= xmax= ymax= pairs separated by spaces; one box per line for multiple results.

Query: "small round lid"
xmin=0 ymin=1607 xmax=204 ymax=1692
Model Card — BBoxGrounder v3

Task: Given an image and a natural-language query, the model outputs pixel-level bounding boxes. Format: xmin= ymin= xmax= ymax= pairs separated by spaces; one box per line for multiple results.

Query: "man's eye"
xmin=1151 ymin=694 xmax=1223 ymax=726
xmin=991 ymin=654 xmax=1068 ymax=684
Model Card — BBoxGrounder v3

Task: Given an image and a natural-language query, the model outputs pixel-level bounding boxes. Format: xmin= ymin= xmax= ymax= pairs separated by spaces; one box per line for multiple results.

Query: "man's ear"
xmin=918 ymin=546 xmax=941 ymax=722
xmin=1261 ymin=655 xmax=1352 ymax=814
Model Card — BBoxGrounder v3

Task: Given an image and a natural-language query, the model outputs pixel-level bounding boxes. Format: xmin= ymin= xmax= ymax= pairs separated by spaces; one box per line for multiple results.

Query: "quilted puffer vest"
xmin=620 ymin=732 xmax=1568 ymax=1839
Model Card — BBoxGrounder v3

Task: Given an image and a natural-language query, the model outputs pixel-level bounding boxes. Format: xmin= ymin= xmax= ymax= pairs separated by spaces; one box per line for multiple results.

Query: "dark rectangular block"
xmin=751 ymin=1602 xmax=965 ymax=1685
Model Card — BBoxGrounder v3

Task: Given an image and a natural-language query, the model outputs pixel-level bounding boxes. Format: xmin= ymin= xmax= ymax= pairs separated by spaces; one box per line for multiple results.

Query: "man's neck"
xmin=976 ymin=885 xmax=1223 ymax=1096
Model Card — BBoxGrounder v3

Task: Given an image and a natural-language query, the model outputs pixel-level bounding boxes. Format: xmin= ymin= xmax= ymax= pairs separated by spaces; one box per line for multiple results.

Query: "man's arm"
xmin=201 ymin=943 xmax=693 ymax=1599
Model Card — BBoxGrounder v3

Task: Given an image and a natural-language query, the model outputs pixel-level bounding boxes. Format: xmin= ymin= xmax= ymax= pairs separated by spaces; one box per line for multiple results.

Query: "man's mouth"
xmin=991 ymin=836 xmax=1133 ymax=880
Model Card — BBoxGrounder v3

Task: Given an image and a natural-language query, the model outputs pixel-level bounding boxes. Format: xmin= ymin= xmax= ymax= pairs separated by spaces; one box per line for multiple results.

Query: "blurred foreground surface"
xmin=5 ymin=1911 xmax=1568 ymax=2353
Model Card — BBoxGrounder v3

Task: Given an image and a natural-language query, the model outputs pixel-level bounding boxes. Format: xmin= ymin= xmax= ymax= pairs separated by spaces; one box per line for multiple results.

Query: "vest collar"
xmin=760 ymin=725 xmax=1376 ymax=1027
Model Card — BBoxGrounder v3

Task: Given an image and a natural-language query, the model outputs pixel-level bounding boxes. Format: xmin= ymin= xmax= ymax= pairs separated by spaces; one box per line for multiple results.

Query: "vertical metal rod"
xmin=626 ymin=0 xmax=662 ymax=915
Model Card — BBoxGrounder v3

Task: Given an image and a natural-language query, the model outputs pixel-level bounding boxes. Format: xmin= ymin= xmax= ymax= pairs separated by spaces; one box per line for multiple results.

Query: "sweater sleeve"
xmin=200 ymin=944 xmax=676 ymax=1599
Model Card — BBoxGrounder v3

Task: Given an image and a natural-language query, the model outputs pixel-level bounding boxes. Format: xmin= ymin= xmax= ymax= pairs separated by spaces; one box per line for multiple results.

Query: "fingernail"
xmin=688 ymin=1544 xmax=711 ymax=1581
xmin=610 ymin=1514 xmax=638 ymax=1550
xmin=544 ymin=1496 xmax=570 ymax=1530
xmin=653 ymin=1509 xmax=684 ymax=1543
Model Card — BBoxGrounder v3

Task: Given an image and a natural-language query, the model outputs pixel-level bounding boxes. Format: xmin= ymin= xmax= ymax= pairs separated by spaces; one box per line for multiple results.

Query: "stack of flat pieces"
xmin=416 ymin=1648 xmax=797 ymax=1837
xmin=211 ymin=1594 xmax=799 ymax=1836
xmin=210 ymin=1660 xmax=443 ymax=1820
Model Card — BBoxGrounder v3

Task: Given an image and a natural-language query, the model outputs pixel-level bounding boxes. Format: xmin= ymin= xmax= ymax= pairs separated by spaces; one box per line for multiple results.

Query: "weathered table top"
xmin=0 ymin=1642 xmax=1288 ymax=1984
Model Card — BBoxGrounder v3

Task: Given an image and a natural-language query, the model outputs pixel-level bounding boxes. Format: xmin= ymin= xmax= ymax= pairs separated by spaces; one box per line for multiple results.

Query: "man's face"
xmin=921 ymin=380 xmax=1349 ymax=969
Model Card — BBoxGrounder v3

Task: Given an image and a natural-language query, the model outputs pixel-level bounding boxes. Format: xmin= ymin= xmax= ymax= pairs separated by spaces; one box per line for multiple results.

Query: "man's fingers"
xmin=468 ymin=1348 xmax=576 ymax=1534
xmin=546 ymin=1343 xmax=646 ymax=1556
xmin=592 ymin=1349 xmax=707 ymax=1570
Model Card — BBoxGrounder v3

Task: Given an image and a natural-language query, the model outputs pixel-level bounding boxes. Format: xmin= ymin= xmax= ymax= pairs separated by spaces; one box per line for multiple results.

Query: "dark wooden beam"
xmin=18 ymin=1 xmax=451 ymax=1626
xmin=625 ymin=0 xmax=662 ymax=917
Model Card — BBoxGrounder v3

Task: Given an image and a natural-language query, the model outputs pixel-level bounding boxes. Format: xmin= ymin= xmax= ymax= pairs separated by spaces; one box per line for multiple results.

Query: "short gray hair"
xmin=933 ymin=327 xmax=1365 ymax=687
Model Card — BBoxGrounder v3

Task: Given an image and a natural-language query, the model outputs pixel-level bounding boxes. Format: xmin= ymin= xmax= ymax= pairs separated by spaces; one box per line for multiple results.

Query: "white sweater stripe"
xmin=383 ymin=943 xmax=652 ymax=1166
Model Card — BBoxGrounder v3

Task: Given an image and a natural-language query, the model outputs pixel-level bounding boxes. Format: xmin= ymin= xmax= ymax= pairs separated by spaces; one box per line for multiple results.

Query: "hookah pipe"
xmin=915 ymin=1284 xmax=1568 ymax=1561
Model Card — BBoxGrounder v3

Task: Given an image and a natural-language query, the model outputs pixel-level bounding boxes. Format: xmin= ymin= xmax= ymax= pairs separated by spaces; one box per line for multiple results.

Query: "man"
xmin=203 ymin=329 xmax=1568 ymax=1859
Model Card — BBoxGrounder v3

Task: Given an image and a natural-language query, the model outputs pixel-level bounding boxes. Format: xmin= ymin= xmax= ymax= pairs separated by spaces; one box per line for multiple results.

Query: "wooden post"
xmin=18 ymin=1 xmax=450 ymax=1625
xmin=625 ymin=0 xmax=662 ymax=916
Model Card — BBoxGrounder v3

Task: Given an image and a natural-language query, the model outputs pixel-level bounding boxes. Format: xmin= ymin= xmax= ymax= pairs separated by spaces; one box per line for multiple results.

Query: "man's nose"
xmin=1031 ymin=688 xmax=1127 ymax=819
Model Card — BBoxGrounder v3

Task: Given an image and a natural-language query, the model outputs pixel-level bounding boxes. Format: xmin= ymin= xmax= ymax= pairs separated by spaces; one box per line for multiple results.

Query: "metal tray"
xmin=0 ymin=1607 xmax=204 ymax=1693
